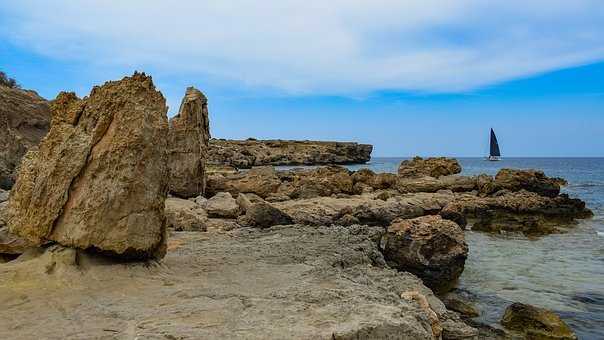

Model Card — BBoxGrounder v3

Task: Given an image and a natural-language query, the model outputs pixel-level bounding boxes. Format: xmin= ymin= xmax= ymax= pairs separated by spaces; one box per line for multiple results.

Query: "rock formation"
xmin=0 ymin=85 xmax=50 ymax=189
xmin=6 ymin=73 xmax=169 ymax=259
xmin=168 ymin=87 xmax=210 ymax=198
xmin=381 ymin=215 xmax=468 ymax=293
xmin=501 ymin=303 xmax=577 ymax=340
xmin=208 ymin=138 xmax=373 ymax=168
xmin=398 ymin=156 xmax=462 ymax=178
xmin=484 ymin=168 xmax=562 ymax=197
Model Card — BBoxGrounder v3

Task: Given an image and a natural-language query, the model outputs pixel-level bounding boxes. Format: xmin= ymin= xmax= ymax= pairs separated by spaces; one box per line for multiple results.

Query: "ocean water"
xmin=342 ymin=157 xmax=604 ymax=339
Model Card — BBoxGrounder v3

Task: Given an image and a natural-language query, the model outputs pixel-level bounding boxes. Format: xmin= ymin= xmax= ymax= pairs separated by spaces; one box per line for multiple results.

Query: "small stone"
xmin=204 ymin=192 xmax=241 ymax=218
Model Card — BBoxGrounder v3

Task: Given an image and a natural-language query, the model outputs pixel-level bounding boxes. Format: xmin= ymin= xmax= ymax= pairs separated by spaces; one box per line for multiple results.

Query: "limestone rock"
xmin=485 ymin=168 xmax=561 ymax=197
xmin=0 ymin=85 xmax=50 ymax=189
xmin=381 ymin=215 xmax=468 ymax=293
xmin=398 ymin=157 xmax=462 ymax=178
xmin=397 ymin=175 xmax=478 ymax=194
xmin=165 ymin=197 xmax=208 ymax=231
xmin=501 ymin=303 xmax=577 ymax=340
xmin=441 ymin=191 xmax=592 ymax=235
xmin=208 ymin=138 xmax=372 ymax=168
xmin=0 ymin=189 xmax=8 ymax=203
xmin=441 ymin=291 xmax=480 ymax=318
xmin=204 ymin=192 xmax=240 ymax=218
xmin=0 ymin=227 xmax=33 ymax=255
xmin=238 ymin=201 xmax=293 ymax=228
xmin=167 ymin=87 xmax=210 ymax=198
xmin=206 ymin=166 xmax=282 ymax=198
xmin=6 ymin=73 xmax=169 ymax=259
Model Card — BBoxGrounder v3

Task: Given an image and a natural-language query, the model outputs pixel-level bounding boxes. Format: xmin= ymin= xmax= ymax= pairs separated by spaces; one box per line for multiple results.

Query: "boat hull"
xmin=486 ymin=156 xmax=501 ymax=161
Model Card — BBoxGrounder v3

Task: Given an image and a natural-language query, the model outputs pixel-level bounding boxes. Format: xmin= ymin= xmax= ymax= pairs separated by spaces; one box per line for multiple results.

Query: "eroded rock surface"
xmin=168 ymin=87 xmax=210 ymax=198
xmin=0 ymin=226 xmax=476 ymax=339
xmin=208 ymin=138 xmax=373 ymax=168
xmin=484 ymin=168 xmax=562 ymax=197
xmin=381 ymin=215 xmax=468 ymax=293
xmin=398 ymin=157 xmax=462 ymax=178
xmin=6 ymin=73 xmax=169 ymax=259
xmin=0 ymin=85 xmax=50 ymax=189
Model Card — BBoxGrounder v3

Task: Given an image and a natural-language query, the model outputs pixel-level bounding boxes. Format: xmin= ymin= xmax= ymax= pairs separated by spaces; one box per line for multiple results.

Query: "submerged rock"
xmin=0 ymin=85 xmax=50 ymax=189
xmin=501 ymin=303 xmax=577 ymax=340
xmin=167 ymin=87 xmax=210 ymax=198
xmin=6 ymin=73 xmax=169 ymax=259
xmin=398 ymin=157 xmax=462 ymax=178
xmin=381 ymin=215 xmax=468 ymax=294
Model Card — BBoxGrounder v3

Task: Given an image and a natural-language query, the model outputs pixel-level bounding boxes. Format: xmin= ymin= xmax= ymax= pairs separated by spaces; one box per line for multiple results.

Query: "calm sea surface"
xmin=293 ymin=157 xmax=604 ymax=339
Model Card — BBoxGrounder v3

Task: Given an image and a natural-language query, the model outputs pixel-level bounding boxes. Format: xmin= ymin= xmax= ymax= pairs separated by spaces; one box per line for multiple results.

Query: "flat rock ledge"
xmin=0 ymin=225 xmax=477 ymax=340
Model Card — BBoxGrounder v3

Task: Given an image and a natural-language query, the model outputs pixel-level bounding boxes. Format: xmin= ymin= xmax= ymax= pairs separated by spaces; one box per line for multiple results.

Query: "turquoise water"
xmin=336 ymin=158 xmax=604 ymax=339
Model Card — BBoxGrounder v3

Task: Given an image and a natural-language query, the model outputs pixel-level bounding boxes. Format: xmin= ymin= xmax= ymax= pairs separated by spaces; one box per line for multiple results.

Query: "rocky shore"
xmin=0 ymin=75 xmax=587 ymax=339
xmin=208 ymin=138 xmax=373 ymax=168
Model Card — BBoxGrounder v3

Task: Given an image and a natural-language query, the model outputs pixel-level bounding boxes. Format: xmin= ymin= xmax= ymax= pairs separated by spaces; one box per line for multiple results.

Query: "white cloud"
xmin=1 ymin=0 xmax=604 ymax=94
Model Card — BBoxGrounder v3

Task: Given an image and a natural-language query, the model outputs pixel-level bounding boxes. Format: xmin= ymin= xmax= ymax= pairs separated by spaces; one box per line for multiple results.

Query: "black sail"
xmin=490 ymin=128 xmax=501 ymax=157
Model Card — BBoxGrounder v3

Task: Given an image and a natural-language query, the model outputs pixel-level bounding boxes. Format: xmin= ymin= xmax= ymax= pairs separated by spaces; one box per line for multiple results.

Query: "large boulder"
xmin=164 ymin=197 xmax=208 ymax=231
xmin=238 ymin=201 xmax=293 ymax=228
xmin=380 ymin=215 xmax=468 ymax=293
xmin=167 ymin=87 xmax=210 ymax=198
xmin=206 ymin=166 xmax=282 ymax=198
xmin=0 ymin=85 xmax=50 ymax=189
xmin=501 ymin=303 xmax=577 ymax=340
xmin=6 ymin=73 xmax=169 ymax=259
xmin=398 ymin=157 xmax=462 ymax=178
xmin=485 ymin=169 xmax=561 ymax=197
xmin=204 ymin=192 xmax=240 ymax=218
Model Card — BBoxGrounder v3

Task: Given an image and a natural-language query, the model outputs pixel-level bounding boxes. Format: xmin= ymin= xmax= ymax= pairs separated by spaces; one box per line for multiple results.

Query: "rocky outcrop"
xmin=0 ymin=224 xmax=477 ymax=339
xmin=440 ymin=191 xmax=592 ymax=235
xmin=6 ymin=73 xmax=169 ymax=259
xmin=483 ymin=168 xmax=562 ymax=197
xmin=398 ymin=157 xmax=462 ymax=178
xmin=0 ymin=85 xmax=50 ymax=189
xmin=501 ymin=303 xmax=577 ymax=340
xmin=167 ymin=87 xmax=210 ymax=198
xmin=381 ymin=215 xmax=468 ymax=294
xmin=208 ymin=138 xmax=373 ymax=168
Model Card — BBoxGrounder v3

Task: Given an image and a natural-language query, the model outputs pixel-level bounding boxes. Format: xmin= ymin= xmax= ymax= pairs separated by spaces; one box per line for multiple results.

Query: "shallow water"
xmin=284 ymin=157 xmax=604 ymax=339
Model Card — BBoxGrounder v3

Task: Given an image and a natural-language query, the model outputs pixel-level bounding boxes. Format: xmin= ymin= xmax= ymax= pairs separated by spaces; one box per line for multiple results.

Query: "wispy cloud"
xmin=1 ymin=0 xmax=603 ymax=95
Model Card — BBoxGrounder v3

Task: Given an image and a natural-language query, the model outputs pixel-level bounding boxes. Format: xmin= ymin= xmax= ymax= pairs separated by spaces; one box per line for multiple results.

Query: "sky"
xmin=0 ymin=1 xmax=603 ymax=157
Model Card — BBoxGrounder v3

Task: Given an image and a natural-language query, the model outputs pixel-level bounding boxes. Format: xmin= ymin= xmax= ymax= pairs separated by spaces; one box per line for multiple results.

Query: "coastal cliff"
xmin=208 ymin=138 xmax=373 ymax=168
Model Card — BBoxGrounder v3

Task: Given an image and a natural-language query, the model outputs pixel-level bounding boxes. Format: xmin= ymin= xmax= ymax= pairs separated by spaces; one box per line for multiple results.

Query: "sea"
xmin=285 ymin=158 xmax=604 ymax=339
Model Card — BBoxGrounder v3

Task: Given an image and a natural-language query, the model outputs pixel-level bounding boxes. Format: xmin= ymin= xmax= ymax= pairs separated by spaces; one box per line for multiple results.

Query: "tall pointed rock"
xmin=168 ymin=87 xmax=210 ymax=198
xmin=7 ymin=72 xmax=169 ymax=259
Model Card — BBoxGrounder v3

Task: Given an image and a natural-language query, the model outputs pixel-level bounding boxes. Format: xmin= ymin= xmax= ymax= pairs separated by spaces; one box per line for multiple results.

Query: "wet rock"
xmin=164 ymin=197 xmax=208 ymax=231
xmin=501 ymin=303 xmax=577 ymax=340
xmin=381 ymin=215 xmax=468 ymax=293
xmin=204 ymin=192 xmax=240 ymax=218
xmin=441 ymin=191 xmax=592 ymax=235
xmin=6 ymin=73 xmax=169 ymax=259
xmin=398 ymin=157 xmax=462 ymax=178
xmin=441 ymin=291 xmax=480 ymax=318
xmin=0 ymin=85 xmax=50 ymax=190
xmin=238 ymin=201 xmax=293 ymax=228
xmin=484 ymin=169 xmax=562 ymax=198
xmin=168 ymin=87 xmax=210 ymax=198
xmin=208 ymin=138 xmax=372 ymax=168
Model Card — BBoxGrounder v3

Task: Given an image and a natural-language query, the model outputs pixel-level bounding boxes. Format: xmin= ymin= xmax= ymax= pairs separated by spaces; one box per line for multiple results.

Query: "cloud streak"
xmin=1 ymin=0 xmax=603 ymax=95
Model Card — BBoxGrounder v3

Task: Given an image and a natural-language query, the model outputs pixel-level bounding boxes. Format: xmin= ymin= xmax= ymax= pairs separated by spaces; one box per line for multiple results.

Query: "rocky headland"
xmin=0 ymin=74 xmax=590 ymax=339
xmin=208 ymin=138 xmax=373 ymax=169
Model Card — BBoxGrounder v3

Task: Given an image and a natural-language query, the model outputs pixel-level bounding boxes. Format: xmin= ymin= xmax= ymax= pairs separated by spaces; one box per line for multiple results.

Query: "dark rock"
xmin=501 ymin=303 xmax=577 ymax=340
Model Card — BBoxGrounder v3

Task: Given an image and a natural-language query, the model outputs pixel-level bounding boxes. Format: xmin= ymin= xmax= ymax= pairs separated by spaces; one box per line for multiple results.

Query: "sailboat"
xmin=487 ymin=128 xmax=501 ymax=161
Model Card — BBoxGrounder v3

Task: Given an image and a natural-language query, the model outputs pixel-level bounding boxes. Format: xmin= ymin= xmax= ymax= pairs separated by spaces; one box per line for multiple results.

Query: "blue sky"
xmin=1 ymin=1 xmax=603 ymax=157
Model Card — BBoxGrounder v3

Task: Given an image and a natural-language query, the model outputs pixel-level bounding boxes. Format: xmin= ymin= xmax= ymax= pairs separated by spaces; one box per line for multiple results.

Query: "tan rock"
xmin=0 ymin=85 xmax=50 ymax=189
xmin=165 ymin=197 xmax=207 ymax=231
xmin=398 ymin=156 xmax=462 ymax=178
xmin=204 ymin=192 xmax=240 ymax=218
xmin=168 ymin=87 xmax=210 ymax=198
xmin=0 ymin=227 xmax=33 ymax=255
xmin=6 ymin=73 xmax=169 ymax=259
xmin=484 ymin=168 xmax=562 ymax=197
